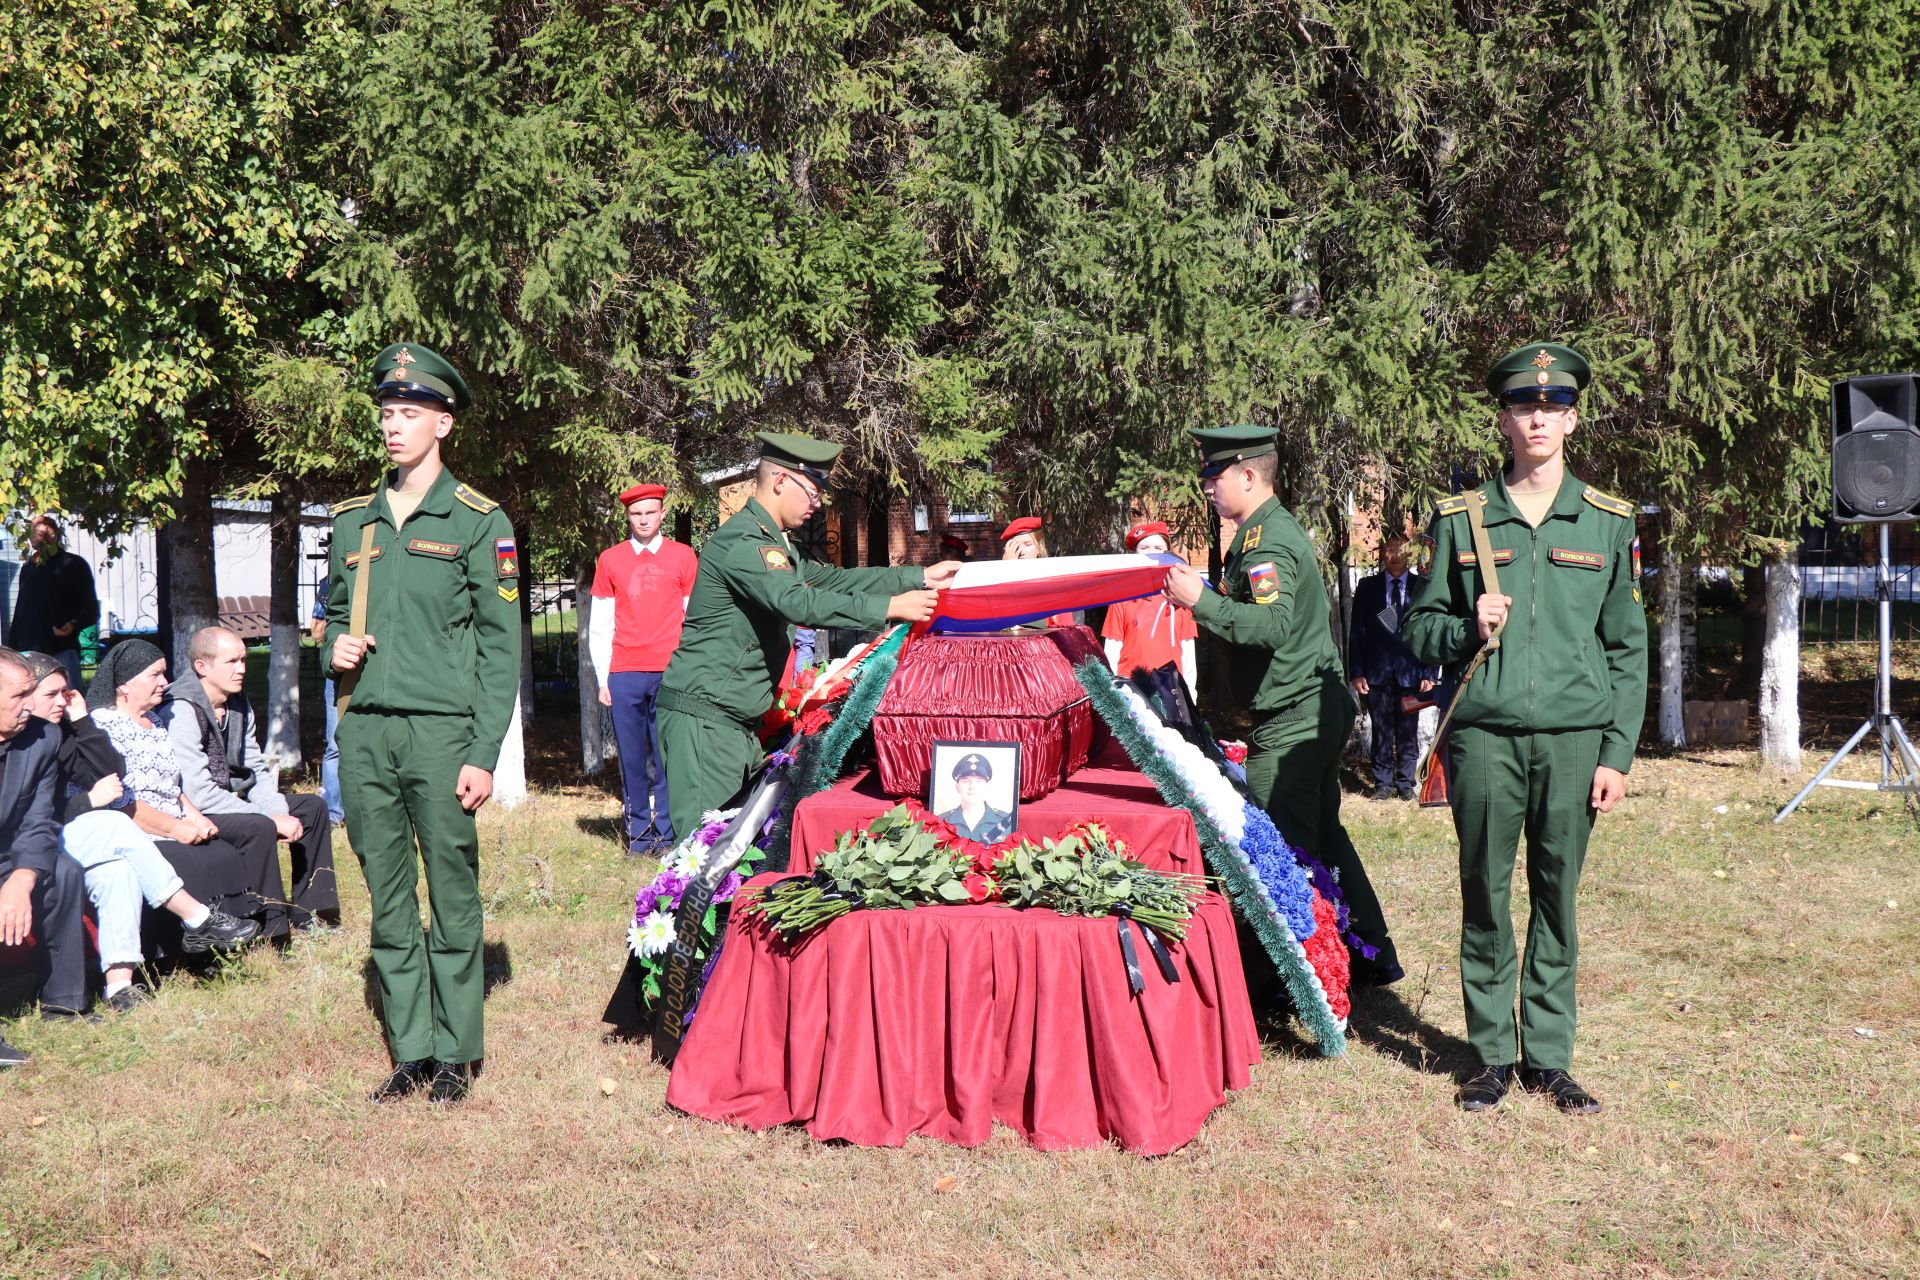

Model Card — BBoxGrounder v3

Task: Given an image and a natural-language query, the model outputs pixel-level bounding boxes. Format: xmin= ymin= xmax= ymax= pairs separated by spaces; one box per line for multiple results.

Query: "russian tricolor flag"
xmin=929 ymin=553 xmax=1184 ymax=633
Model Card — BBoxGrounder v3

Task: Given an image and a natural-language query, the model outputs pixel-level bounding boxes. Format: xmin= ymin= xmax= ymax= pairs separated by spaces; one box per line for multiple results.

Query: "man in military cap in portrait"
xmin=325 ymin=342 xmax=522 ymax=1106
xmin=1402 ymin=342 xmax=1647 ymax=1116
xmin=1163 ymin=424 xmax=1402 ymax=986
xmin=937 ymin=752 xmax=1014 ymax=844
xmin=656 ymin=433 xmax=960 ymax=839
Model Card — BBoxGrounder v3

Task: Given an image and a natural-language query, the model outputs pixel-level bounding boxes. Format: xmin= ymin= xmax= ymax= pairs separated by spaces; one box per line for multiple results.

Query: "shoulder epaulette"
xmin=330 ymin=494 xmax=373 ymax=517
xmin=1582 ymin=487 xmax=1635 ymax=519
xmin=1433 ymin=491 xmax=1487 ymax=518
xmin=454 ymin=483 xmax=499 ymax=514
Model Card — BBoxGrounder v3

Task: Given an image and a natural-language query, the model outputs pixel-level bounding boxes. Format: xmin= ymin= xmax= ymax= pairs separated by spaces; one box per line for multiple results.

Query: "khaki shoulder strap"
xmin=334 ymin=519 xmax=376 ymax=716
xmin=1416 ymin=490 xmax=1506 ymax=793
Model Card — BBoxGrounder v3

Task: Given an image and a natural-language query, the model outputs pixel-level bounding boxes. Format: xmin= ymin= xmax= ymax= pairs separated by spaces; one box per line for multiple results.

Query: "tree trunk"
xmin=576 ymin=560 xmax=616 ymax=775
xmin=1759 ymin=548 xmax=1802 ymax=773
xmin=264 ymin=491 xmax=302 ymax=766
xmin=864 ymin=486 xmax=890 ymax=567
xmin=163 ymin=461 xmax=218 ymax=678
xmin=494 ymin=692 xmax=528 ymax=809
xmin=1657 ymin=547 xmax=1689 ymax=747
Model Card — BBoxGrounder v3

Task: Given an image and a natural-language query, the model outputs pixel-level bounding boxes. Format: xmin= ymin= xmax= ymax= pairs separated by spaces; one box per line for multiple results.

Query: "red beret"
xmin=940 ymin=533 xmax=968 ymax=551
xmin=1125 ymin=520 xmax=1170 ymax=551
xmin=618 ymin=483 xmax=667 ymax=506
xmin=1000 ymin=516 xmax=1043 ymax=541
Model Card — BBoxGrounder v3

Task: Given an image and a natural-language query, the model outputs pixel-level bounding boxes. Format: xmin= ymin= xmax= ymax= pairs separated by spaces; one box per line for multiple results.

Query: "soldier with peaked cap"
xmin=937 ymin=751 xmax=1014 ymax=844
xmin=1402 ymin=342 xmax=1647 ymax=1116
xmin=1162 ymin=424 xmax=1402 ymax=987
xmin=588 ymin=481 xmax=698 ymax=855
xmin=325 ymin=342 xmax=521 ymax=1106
xmin=656 ymin=433 xmax=961 ymax=840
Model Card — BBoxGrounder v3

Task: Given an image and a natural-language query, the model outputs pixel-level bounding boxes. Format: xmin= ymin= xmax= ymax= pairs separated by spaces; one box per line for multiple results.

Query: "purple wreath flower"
xmin=696 ymin=818 xmax=729 ymax=847
xmin=713 ymin=869 xmax=745 ymax=904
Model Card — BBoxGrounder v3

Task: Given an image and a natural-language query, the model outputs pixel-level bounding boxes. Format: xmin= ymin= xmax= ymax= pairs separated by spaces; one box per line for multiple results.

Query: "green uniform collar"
xmin=1233 ymin=496 xmax=1282 ymax=549
xmin=367 ymin=466 xmax=459 ymax=528
xmin=1482 ymin=472 xmax=1588 ymax=528
xmin=741 ymin=496 xmax=794 ymax=553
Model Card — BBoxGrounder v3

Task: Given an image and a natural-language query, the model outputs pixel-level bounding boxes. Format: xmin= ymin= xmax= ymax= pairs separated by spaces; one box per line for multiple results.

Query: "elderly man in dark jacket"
xmin=1348 ymin=533 xmax=1439 ymax=801
xmin=158 ymin=626 xmax=339 ymax=930
xmin=1 ymin=647 xmax=92 ymax=1063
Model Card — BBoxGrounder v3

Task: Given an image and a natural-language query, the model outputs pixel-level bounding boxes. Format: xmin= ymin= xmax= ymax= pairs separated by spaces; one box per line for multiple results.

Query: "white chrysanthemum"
xmin=630 ymin=910 xmax=677 ymax=958
xmin=663 ymin=842 xmax=705 ymax=877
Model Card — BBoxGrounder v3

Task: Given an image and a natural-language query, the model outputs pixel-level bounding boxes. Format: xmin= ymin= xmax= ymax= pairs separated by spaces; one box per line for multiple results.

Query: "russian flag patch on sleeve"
xmin=496 ymin=537 xmax=519 ymax=579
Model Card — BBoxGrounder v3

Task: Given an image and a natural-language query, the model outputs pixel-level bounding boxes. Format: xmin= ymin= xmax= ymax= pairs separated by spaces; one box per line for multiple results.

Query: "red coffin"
xmin=871 ymin=626 xmax=1109 ymax=802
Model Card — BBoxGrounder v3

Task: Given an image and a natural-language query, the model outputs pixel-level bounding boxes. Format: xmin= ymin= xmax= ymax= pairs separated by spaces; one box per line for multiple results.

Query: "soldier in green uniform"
xmin=1163 ymin=425 xmax=1402 ymax=985
xmin=325 ymin=343 xmax=522 ymax=1106
xmin=1402 ymin=343 xmax=1647 ymax=1115
xmin=657 ymin=433 xmax=957 ymax=839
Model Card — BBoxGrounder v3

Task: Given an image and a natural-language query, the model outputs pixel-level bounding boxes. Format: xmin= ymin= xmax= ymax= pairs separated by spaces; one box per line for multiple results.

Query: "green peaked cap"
xmin=756 ymin=431 xmax=844 ymax=486
xmin=371 ymin=343 xmax=471 ymax=413
xmin=1486 ymin=342 xmax=1590 ymax=405
xmin=1186 ymin=423 xmax=1278 ymax=474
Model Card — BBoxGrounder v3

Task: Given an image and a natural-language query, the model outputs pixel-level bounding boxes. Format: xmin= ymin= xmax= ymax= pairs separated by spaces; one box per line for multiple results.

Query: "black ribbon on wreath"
xmin=1111 ymin=905 xmax=1181 ymax=995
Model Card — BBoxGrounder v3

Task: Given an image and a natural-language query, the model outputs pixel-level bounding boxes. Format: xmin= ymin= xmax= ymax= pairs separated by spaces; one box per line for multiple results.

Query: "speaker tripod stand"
xmin=1776 ymin=522 xmax=1920 ymax=821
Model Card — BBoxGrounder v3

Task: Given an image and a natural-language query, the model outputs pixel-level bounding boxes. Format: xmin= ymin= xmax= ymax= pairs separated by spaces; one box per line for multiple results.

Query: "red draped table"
xmin=789 ymin=743 xmax=1204 ymax=876
xmin=665 ymin=756 xmax=1262 ymax=1153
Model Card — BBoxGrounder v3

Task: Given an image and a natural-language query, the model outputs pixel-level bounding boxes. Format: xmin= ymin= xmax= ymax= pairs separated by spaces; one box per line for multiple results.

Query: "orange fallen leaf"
xmin=247 ymin=1241 xmax=272 ymax=1261
xmin=933 ymin=1175 xmax=958 ymax=1193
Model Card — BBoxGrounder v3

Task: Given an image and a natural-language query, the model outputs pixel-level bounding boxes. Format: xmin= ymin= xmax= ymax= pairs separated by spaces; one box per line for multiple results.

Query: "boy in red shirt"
xmin=1102 ymin=521 xmax=1197 ymax=696
xmin=589 ymin=484 xmax=699 ymax=854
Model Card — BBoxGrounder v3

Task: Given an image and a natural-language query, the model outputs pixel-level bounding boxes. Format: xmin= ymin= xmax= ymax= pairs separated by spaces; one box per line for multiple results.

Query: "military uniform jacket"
xmin=661 ymin=497 xmax=921 ymax=726
xmin=1189 ymin=496 xmax=1346 ymax=715
xmin=322 ymin=467 xmax=522 ymax=772
xmin=1401 ymin=472 xmax=1648 ymax=774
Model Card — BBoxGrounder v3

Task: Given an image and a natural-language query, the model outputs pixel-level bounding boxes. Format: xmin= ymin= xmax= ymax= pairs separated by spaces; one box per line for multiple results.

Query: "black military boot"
xmin=1520 ymin=1066 xmax=1601 ymax=1114
xmin=427 ymin=1060 xmax=472 ymax=1105
xmin=1455 ymin=1063 xmax=1514 ymax=1112
xmin=369 ymin=1059 xmax=435 ymax=1102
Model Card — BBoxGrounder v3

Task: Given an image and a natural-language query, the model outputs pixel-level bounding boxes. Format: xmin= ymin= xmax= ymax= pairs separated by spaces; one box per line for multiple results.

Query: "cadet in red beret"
xmin=1103 ymin=520 xmax=1196 ymax=694
xmin=589 ymin=482 xmax=698 ymax=854
xmin=999 ymin=516 xmax=1044 ymax=559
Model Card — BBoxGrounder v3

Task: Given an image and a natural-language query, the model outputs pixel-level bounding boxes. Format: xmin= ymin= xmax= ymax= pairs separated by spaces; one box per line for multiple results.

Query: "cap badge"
xmin=394 ymin=347 xmax=415 ymax=368
xmin=1531 ymin=349 xmax=1554 ymax=369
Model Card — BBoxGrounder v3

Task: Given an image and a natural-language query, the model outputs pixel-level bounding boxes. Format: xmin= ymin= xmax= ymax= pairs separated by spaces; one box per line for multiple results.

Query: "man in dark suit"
xmin=1348 ymin=534 xmax=1438 ymax=800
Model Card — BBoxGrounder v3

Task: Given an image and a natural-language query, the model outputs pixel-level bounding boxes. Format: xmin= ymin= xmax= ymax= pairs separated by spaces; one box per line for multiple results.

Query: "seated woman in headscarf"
xmin=22 ymin=653 xmax=259 ymax=1005
xmin=86 ymin=639 xmax=290 ymax=946
xmin=1101 ymin=520 xmax=1197 ymax=698
xmin=998 ymin=516 xmax=1080 ymax=628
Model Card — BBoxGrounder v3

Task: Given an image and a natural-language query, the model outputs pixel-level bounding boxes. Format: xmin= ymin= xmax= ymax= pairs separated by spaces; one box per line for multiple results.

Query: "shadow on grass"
xmin=1346 ymin=977 xmax=1476 ymax=1080
xmin=358 ymin=939 xmax=516 ymax=1021
xmin=574 ymin=815 xmax=627 ymax=842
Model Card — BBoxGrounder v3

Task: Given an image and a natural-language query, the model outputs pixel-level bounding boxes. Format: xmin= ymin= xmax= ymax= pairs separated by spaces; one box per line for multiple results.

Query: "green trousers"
xmin=1245 ymin=679 xmax=1398 ymax=972
xmin=659 ymin=708 xmax=764 ymax=848
xmin=1448 ymin=724 xmax=1601 ymax=1070
xmin=337 ymin=711 xmax=485 ymax=1065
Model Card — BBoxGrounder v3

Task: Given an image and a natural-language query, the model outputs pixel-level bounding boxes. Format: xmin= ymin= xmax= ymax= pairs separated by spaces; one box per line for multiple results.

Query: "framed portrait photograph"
xmin=927 ymin=740 xmax=1021 ymax=845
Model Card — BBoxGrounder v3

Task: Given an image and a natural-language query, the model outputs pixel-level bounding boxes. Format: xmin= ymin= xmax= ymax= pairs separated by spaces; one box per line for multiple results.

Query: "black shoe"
xmin=369 ymin=1059 xmax=435 ymax=1103
xmin=0 ymin=1036 xmax=28 ymax=1068
xmin=1456 ymin=1063 xmax=1515 ymax=1112
xmin=427 ymin=1060 xmax=472 ymax=1104
xmin=105 ymin=986 xmax=152 ymax=1014
xmin=1520 ymin=1066 xmax=1601 ymax=1114
xmin=181 ymin=908 xmax=261 ymax=954
xmin=1370 ymin=785 xmax=1395 ymax=801
xmin=39 ymin=1004 xmax=103 ymax=1025
xmin=293 ymin=914 xmax=340 ymax=936
xmin=1396 ymin=788 xmax=1416 ymax=802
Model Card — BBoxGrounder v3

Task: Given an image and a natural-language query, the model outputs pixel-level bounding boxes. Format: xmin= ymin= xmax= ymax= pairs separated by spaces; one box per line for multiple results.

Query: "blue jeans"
xmin=62 ymin=810 xmax=183 ymax=970
xmin=608 ymin=670 xmax=672 ymax=844
xmin=322 ymin=676 xmax=344 ymax=824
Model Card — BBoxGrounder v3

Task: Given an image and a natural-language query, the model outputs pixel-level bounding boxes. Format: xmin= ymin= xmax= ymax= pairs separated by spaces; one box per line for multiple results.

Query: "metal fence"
xmin=1798 ymin=563 xmax=1920 ymax=646
xmin=527 ymin=578 xmax=581 ymax=692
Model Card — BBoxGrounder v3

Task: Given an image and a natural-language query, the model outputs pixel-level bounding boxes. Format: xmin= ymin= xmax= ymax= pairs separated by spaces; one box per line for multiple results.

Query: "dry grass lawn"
xmin=2 ymin=747 xmax=1916 ymax=1279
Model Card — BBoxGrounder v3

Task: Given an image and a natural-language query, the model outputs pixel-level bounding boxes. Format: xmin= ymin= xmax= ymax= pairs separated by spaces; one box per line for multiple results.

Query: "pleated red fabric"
xmin=664 ymin=885 xmax=1260 ymax=1153
xmin=790 ymin=755 xmax=1204 ymax=876
xmin=872 ymin=628 xmax=1107 ymax=801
